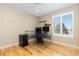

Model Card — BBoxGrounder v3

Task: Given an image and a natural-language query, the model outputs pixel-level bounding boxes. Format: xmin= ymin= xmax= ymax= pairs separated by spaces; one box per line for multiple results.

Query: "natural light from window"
xmin=53 ymin=11 xmax=74 ymax=37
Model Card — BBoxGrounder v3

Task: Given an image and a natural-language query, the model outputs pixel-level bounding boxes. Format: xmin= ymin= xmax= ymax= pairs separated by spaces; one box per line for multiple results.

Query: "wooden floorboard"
xmin=0 ymin=41 xmax=79 ymax=56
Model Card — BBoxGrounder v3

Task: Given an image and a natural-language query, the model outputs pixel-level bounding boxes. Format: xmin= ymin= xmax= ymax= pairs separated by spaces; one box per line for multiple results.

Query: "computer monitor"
xmin=43 ymin=26 xmax=49 ymax=32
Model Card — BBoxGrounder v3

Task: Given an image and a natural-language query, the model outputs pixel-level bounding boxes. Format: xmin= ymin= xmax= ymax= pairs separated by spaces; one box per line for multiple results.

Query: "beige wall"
xmin=0 ymin=4 xmax=79 ymax=48
xmin=39 ymin=5 xmax=79 ymax=47
xmin=0 ymin=5 xmax=38 ymax=47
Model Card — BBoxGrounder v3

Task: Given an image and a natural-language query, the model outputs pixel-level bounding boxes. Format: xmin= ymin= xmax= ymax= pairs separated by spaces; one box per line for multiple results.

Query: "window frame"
xmin=52 ymin=11 xmax=74 ymax=37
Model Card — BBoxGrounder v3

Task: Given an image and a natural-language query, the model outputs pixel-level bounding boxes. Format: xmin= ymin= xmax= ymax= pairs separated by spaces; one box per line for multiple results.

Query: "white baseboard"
xmin=0 ymin=43 xmax=19 ymax=49
xmin=0 ymin=39 xmax=35 ymax=49
xmin=52 ymin=41 xmax=79 ymax=49
xmin=44 ymin=39 xmax=52 ymax=42
xmin=0 ymin=39 xmax=79 ymax=49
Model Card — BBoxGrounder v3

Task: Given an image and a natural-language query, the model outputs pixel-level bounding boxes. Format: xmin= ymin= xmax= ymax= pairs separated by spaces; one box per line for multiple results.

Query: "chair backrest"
xmin=36 ymin=27 xmax=42 ymax=33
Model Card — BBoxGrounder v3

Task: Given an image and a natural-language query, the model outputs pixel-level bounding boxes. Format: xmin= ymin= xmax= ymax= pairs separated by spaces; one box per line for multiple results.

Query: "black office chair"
xmin=35 ymin=27 xmax=43 ymax=44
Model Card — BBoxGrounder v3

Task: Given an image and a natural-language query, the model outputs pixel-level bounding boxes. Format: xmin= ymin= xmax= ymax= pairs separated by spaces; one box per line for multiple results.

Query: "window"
xmin=54 ymin=16 xmax=61 ymax=34
xmin=53 ymin=12 xmax=74 ymax=37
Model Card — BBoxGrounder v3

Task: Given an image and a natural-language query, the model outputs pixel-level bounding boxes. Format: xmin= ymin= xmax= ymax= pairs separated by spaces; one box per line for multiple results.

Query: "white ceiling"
xmin=6 ymin=3 xmax=78 ymax=17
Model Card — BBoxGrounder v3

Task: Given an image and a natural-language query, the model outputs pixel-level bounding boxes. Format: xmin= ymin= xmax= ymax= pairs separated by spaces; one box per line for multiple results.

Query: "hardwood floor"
xmin=0 ymin=41 xmax=79 ymax=56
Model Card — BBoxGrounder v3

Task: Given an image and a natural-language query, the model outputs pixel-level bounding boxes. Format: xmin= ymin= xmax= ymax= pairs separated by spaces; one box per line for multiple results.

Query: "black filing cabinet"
xmin=19 ymin=34 xmax=28 ymax=47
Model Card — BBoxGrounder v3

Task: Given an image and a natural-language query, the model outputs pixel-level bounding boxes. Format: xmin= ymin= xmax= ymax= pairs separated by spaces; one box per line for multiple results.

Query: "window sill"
xmin=53 ymin=34 xmax=74 ymax=38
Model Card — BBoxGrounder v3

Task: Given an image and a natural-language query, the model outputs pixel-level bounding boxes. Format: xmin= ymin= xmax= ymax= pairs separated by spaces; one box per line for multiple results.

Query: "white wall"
xmin=39 ymin=5 xmax=79 ymax=47
xmin=0 ymin=5 xmax=38 ymax=47
xmin=0 ymin=4 xmax=79 ymax=48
